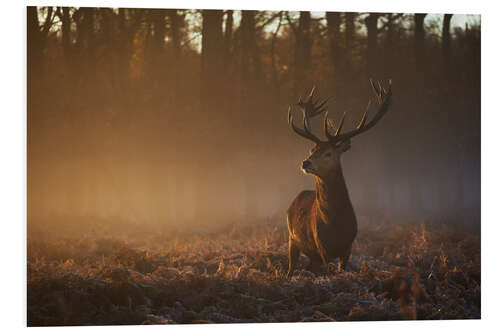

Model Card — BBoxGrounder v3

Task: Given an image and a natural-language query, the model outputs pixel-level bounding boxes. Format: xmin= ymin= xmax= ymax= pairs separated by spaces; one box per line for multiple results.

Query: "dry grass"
xmin=27 ymin=217 xmax=480 ymax=326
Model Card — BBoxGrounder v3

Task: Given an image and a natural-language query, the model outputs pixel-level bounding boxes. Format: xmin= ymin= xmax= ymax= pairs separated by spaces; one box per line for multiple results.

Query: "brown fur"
xmin=285 ymin=80 xmax=392 ymax=278
xmin=286 ymin=142 xmax=357 ymax=277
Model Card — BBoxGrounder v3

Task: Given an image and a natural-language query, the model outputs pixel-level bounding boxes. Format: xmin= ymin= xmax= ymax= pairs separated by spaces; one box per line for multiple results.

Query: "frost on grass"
xmin=27 ymin=218 xmax=480 ymax=326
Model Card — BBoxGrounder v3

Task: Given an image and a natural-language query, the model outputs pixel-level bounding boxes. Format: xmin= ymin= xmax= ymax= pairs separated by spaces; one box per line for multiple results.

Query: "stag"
xmin=286 ymin=79 xmax=393 ymax=278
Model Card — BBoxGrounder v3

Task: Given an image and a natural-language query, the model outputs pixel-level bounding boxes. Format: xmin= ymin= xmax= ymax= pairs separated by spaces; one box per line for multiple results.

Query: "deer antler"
xmin=288 ymin=86 xmax=330 ymax=143
xmin=296 ymin=86 xmax=330 ymax=130
xmin=288 ymin=106 xmax=322 ymax=143
xmin=324 ymin=79 xmax=392 ymax=143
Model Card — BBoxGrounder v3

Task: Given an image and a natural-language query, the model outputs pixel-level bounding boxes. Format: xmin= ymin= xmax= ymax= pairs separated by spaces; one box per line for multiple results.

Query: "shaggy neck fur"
xmin=314 ymin=163 xmax=353 ymax=225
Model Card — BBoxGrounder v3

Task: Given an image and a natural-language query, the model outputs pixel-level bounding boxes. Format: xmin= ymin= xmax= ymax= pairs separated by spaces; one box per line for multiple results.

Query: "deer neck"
xmin=314 ymin=164 xmax=353 ymax=224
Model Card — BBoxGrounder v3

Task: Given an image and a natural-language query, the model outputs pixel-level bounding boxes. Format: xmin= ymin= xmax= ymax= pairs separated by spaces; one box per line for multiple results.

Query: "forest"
xmin=27 ymin=7 xmax=480 ymax=230
xmin=27 ymin=7 xmax=481 ymax=325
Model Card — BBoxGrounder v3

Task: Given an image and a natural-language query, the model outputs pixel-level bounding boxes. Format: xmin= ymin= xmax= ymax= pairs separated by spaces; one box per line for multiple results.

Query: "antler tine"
xmin=311 ymin=96 xmax=332 ymax=117
xmin=369 ymin=78 xmax=378 ymax=94
xmin=302 ymin=107 xmax=311 ymax=131
xmin=307 ymin=86 xmax=316 ymax=102
xmin=288 ymin=105 xmax=321 ymax=143
xmin=329 ymin=79 xmax=393 ymax=143
xmin=335 ymin=112 xmax=346 ymax=136
xmin=288 ymin=87 xmax=337 ymax=144
xmin=315 ymin=97 xmax=329 ymax=110
xmin=297 ymin=95 xmax=303 ymax=106
xmin=297 ymin=86 xmax=329 ymax=118
xmin=324 ymin=111 xmax=336 ymax=141
xmin=357 ymin=100 xmax=371 ymax=129
xmin=370 ymin=78 xmax=382 ymax=103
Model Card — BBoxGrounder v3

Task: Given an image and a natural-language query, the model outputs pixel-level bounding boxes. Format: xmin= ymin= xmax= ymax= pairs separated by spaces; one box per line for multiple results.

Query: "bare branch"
xmin=285 ymin=12 xmax=297 ymax=35
xmin=41 ymin=7 xmax=55 ymax=35
xmin=256 ymin=11 xmax=283 ymax=31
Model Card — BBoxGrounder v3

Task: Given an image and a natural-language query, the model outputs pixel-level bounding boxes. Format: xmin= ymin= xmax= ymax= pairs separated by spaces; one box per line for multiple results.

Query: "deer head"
xmin=288 ymin=79 xmax=392 ymax=179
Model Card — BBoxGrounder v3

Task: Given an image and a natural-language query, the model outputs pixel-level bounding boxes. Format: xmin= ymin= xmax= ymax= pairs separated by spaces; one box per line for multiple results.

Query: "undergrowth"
xmin=27 ymin=217 xmax=480 ymax=325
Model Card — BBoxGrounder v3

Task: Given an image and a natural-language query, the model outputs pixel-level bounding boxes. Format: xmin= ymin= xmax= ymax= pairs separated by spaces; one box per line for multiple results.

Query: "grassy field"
xmin=27 ymin=216 xmax=480 ymax=325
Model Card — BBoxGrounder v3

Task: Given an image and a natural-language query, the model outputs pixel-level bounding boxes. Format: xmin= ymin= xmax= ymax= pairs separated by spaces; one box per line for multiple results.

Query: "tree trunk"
xmin=27 ymin=6 xmax=50 ymax=82
xmin=27 ymin=6 xmax=40 ymax=214
xmin=240 ymin=10 xmax=256 ymax=100
xmin=344 ymin=12 xmax=355 ymax=71
xmin=298 ymin=11 xmax=312 ymax=78
xmin=326 ymin=12 xmax=342 ymax=76
xmin=250 ymin=29 xmax=262 ymax=87
xmin=442 ymin=14 xmax=453 ymax=78
xmin=167 ymin=9 xmax=182 ymax=102
xmin=72 ymin=7 xmax=94 ymax=78
xmin=201 ymin=10 xmax=224 ymax=113
xmin=77 ymin=8 xmax=95 ymax=53
xmin=152 ymin=9 xmax=166 ymax=52
xmin=438 ymin=172 xmax=449 ymax=217
xmin=455 ymin=143 xmax=466 ymax=224
xmin=147 ymin=9 xmax=167 ymax=103
xmin=167 ymin=10 xmax=181 ymax=56
xmin=383 ymin=13 xmax=394 ymax=78
xmin=224 ymin=10 xmax=233 ymax=64
xmin=365 ymin=13 xmax=379 ymax=77
xmin=414 ymin=14 xmax=427 ymax=74
xmin=293 ymin=11 xmax=312 ymax=96
xmin=27 ymin=7 xmax=41 ymax=82
xmin=270 ymin=12 xmax=283 ymax=92
xmin=60 ymin=7 xmax=71 ymax=65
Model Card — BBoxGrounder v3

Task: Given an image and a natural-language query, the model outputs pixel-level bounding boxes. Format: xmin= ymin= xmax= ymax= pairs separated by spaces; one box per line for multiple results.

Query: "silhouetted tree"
xmin=151 ymin=9 xmax=166 ymax=52
xmin=442 ymin=14 xmax=453 ymax=78
xmin=240 ymin=10 xmax=258 ymax=100
xmin=166 ymin=9 xmax=183 ymax=101
xmin=365 ymin=13 xmax=380 ymax=77
xmin=270 ymin=12 xmax=283 ymax=92
xmin=55 ymin=7 xmax=72 ymax=66
xmin=26 ymin=7 xmax=481 ymax=227
xmin=27 ymin=6 xmax=54 ymax=80
xmin=74 ymin=7 xmax=96 ymax=61
xmin=344 ymin=12 xmax=356 ymax=71
xmin=414 ymin=14 xmax=427 ymax=74
xmin=224 ymin=10 xmax=234 ymax=65
xmin=381 ymin=13 xmax=403 ymax=78
xmin=287 ymin=11 xmax=312 ymax=96
xmin=326 ymin=12 xmax=342 ymax=76
xmin=201 ymin=10 xmax=224 ymax=113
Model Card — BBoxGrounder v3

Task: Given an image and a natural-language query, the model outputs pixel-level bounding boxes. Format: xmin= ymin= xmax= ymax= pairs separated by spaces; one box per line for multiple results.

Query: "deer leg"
xmin=306 ymin=253 xmax=323 ymax=273
xmin=339 ymin=247 xmax=352 ymax=271
xmin=287 ymin=239 xmax=300 ymax=279
xmin=317 ymin=245 xmax=330 ymax=269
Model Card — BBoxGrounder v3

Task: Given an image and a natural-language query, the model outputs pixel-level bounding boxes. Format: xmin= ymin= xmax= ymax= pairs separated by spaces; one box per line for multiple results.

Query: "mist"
xmin=27 ymin=8 xmax=480 ymax=235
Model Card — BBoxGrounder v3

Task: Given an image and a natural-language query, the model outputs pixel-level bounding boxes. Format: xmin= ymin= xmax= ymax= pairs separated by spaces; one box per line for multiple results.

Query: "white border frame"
xmin=3 ymin=0 xmax=497 ymax=332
